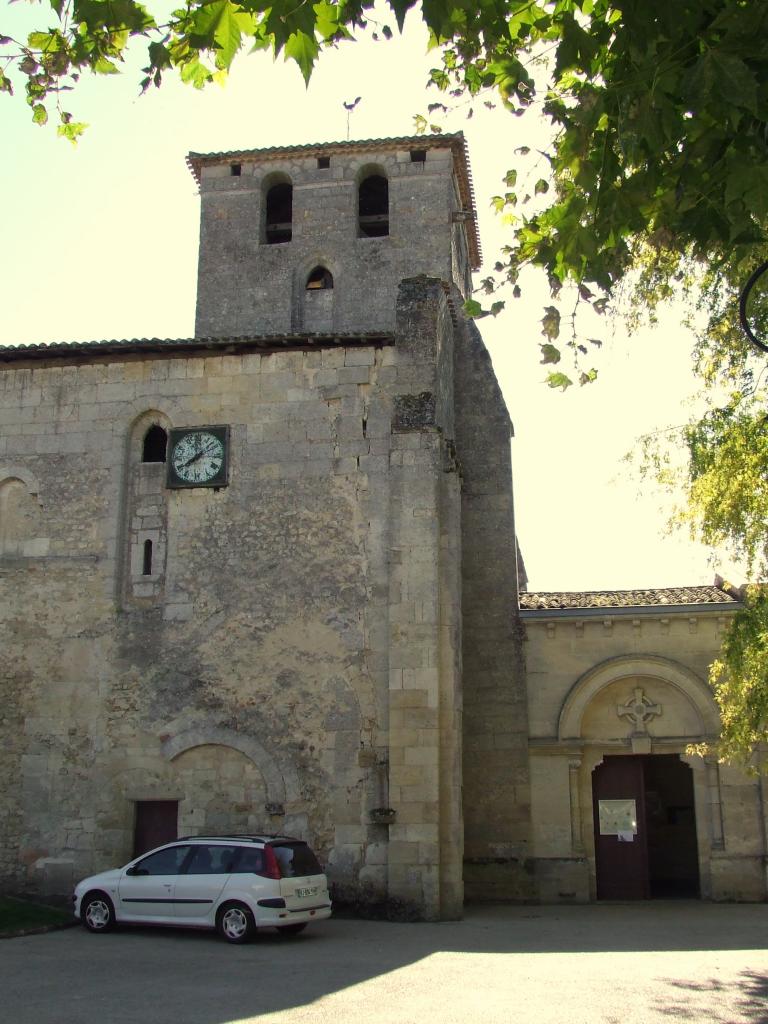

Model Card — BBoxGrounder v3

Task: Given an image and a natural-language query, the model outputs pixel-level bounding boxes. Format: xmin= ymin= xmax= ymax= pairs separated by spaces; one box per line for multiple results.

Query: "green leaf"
xmin=93 ymin=56 xmax=120 ymax=74
xmin=284 ymin=30 xmax=319 ymax=84
xmin=389 ymin=0 xmax=416 ymax=34
xmin=179 ymin=56 xmax=212 ymax=88
xmin=579 ymin=368 xmax=598 ymax=385
xmin=188 ymin=0 xmax=255 ymax=71
xmin=57 ymin=119 xmax=87 ymax=142
xmin=32 ymin=104 xmax=48 ymax=125
xmin=463 ymin=299 xmax=484 ymax=318
xmin=534 ymin=178 xmax=549 ymax=195
xmin=708 ymin=52 xmax=758 ymax=114
xmin=545 ymin=372 xmax=573 ymax=391
xmin=540 ymin=343 xmax=561 ymax=364
xmin=540 ymin=305 xmax=561 ymax=340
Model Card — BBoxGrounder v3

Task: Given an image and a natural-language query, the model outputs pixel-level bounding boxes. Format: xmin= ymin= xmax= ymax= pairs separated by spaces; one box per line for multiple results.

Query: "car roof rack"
xmin=175 ymin=833 xmax=301 ymax=843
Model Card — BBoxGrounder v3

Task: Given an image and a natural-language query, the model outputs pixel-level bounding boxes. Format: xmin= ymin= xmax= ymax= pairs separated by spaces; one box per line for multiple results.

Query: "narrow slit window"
xmin=142 ymin=539 xmax=153 ymax=576
xmin=358 ymin=175 xmax=389 ymax=237
xmin=265 ymin=182 xmax=293 ymax=244
xmin=306 ymin=266 xmax=333 ymax=290
xmin=142 ymin=425 xmax=167 ymax=463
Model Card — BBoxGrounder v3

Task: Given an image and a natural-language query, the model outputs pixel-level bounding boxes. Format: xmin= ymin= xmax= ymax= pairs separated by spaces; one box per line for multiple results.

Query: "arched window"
xmin=142 ymin=539 xmax=153 ymax=576
xmin=358 ymin=174 xmax=389 ymax=237
xmin=142 ymin=425 xmax=167 ymax=463
xmin=265 ymin=182 xmax=293 ymax=244
xmin=306 ymin=266 xmax=333 ymax=290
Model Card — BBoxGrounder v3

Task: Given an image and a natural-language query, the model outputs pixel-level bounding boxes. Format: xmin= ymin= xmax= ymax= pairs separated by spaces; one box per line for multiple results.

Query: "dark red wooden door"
xmin=592 ymin=756 xmax=649 ymax=900
xmin=133 ymin=800 xmax=179 ymax=858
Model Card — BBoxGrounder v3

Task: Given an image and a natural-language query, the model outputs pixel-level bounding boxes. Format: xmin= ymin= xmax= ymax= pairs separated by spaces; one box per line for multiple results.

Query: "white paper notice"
xmin=617 ymin=831 xmax=635 ymax=843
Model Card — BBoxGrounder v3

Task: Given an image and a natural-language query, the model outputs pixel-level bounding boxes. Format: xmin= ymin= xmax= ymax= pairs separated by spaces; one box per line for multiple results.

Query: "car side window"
xmin=185 ymin=844 xmax=238 ymax=874
xmin=134 ymin=845 xmax=190 ymax=876
xmin=230 ymin=847 xmax=265 ymax=873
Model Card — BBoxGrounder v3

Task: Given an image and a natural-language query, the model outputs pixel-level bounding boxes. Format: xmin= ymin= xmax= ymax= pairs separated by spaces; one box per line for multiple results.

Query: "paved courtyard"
xmin=2 ymin=903 xmax=766 ymax=1024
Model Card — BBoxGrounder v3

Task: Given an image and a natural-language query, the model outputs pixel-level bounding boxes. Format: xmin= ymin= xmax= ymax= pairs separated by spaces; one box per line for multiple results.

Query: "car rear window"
xmin=231 ymin=847 xmax=265 ymax=874
xmin=271 ymin=842 xmax=322 ymax=877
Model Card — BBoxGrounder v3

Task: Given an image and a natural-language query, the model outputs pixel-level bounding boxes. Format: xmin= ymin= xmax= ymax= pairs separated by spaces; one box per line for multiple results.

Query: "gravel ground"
xmin=2 ymin=902 xmax=766 ymax=1024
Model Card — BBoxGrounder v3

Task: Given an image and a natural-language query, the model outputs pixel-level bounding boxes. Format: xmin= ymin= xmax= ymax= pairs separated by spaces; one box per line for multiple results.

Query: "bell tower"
xmin=187 ymin=134 xmax=480 ymax=338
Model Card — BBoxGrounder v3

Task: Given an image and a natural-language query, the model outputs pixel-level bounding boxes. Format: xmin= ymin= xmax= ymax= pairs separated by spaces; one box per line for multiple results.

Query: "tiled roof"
xmin=186 ymin=132 xmax=482 ymax=269
xmin=519 ymin=585 xmax=741 ymax=611
xmin=0 ymin=331 xmax=392 ymax=362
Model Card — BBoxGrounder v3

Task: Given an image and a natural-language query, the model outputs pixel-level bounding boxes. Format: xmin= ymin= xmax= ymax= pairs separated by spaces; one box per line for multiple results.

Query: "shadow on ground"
xmin=654 ymin=968 xmax=768 ymax=1023
xmin=1 ymin=902 xmax=766 ymax=1024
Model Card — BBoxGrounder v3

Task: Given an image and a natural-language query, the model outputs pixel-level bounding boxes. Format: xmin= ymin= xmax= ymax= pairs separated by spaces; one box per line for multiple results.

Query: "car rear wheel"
xmin=276 ymin=923 xmax=307 ymax=937
xmin=217 ymin=902 xmax=256 ymax=944
xmin=82 ymin=892 xmax=115 ymax=933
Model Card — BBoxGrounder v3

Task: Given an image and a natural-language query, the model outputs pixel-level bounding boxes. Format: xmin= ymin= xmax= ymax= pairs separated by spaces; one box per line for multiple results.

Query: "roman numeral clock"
xmin=166 ymin=426 xmax=230 ymax=489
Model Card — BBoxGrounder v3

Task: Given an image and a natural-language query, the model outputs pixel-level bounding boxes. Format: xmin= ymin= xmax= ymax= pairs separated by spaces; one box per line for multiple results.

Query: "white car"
xmin=73 ymin=834 xmax=332 ymax=943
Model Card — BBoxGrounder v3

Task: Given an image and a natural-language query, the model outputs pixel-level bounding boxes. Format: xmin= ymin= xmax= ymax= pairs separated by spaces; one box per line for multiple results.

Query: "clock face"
xmin=167 ymin=426 xmax=229 ymax=488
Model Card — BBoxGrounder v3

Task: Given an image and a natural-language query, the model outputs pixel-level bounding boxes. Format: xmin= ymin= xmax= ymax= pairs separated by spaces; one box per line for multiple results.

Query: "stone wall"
xmin=455 ymin=321 xmax=532 ymax=902
xmin=0 ymin=277 xmax=481 ymax=919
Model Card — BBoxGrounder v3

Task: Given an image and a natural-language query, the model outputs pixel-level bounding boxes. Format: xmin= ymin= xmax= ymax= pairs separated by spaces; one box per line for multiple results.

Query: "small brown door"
xmin=133 ymin=800 xmax=179 ymax=857
xmin=593 ymin=756 xmax=649 ymax=899
xmin=593 ymin=755 xmax=699 ymax=900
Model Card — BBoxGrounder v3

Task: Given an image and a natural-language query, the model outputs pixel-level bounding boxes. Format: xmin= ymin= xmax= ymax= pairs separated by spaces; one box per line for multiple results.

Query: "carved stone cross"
xmin=617 ymin=687 xmax=662 ymax=733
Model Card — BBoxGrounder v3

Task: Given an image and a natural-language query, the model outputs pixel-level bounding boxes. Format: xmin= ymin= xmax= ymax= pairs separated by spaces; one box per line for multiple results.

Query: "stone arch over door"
xmin=161 ymin=727 xmax=301 ymax=836
xmin=558 ymin=654 xmax=721 ymax=743
xmin=556 ymin=654 xmax=723 ymax=900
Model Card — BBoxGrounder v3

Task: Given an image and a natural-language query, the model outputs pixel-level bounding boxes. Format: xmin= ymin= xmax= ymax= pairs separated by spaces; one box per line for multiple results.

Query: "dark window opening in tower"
xmin=230 ymin=163 xmax=242 ymax=176
xmin=410 ymin=149 xmax=427 ymax=163
xmin=142 ymin=425 xmax=167 ymax=463
xmin=317 ymin=156 xmax=330 ymax=169
xmin=306 ymin=267 xmax=334 ymax=290
xmin=142 ymin=539 xmax=153 ymax=576
xmin=358 ymin=175 xmax=389 ymax=237
xmin=265 ymin=183 xmax=293 ymax=244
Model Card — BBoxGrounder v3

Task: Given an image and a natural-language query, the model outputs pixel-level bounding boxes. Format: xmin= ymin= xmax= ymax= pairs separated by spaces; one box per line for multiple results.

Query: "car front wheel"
xmin=217 ymin=902 xmax=256 ymax=944
xmin=82 ymin=892 xmax=115 ymax=933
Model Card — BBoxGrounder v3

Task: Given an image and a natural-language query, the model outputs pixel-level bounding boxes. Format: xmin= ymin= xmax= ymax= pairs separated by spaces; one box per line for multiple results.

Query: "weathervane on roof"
xmin=740 ymin=259 xmax=768 ymax=354
xmin=343 ymin=97 xmax=362 ymax=140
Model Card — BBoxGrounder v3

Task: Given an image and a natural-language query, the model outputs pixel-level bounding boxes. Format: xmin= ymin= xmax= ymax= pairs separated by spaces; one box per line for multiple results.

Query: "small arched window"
xmin=306 ymin=266 xmax=333 ymax=290
xmin=142 ymin=425 xmax=167 ymax=463
xmin=265 ymin=182 xmax=293 ymax=244
xmin=142 ymin=539 xmax=153 ymax=576
xmin=358 ymin=174 xmax=389 ymax=237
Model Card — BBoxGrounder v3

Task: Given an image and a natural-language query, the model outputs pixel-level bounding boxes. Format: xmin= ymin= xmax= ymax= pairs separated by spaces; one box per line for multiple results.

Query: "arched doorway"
xmin=592 ymin=754 xmax=700 ymax=899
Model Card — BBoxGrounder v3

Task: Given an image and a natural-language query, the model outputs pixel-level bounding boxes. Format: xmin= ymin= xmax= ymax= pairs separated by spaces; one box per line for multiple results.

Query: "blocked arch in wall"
xmin=558 ymin=654 xmax=721 ymax=742
xmin=0 ymin=469 xmax=45 ymax=555
xmin=161 ymin=727 xmax=300 ymax=807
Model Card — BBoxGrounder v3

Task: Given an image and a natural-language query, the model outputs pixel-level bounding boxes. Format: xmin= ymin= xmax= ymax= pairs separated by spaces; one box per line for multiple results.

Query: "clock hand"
xmin=181 ymin=450 xmax=206 ymax=468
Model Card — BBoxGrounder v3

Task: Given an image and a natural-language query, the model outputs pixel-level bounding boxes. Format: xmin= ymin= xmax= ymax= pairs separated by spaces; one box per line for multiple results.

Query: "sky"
xmin=0 ymin=5 xmax=743 ymax=591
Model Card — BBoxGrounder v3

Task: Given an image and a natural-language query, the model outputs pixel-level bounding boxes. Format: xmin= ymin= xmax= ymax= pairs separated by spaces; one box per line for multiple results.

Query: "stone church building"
xmin=1 ymin=134 xmax=766 ymax=916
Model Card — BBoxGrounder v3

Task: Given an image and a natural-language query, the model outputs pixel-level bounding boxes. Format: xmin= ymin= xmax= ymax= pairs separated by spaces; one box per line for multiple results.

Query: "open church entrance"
xmin=592 ymin=755 xmax=699 ymax=900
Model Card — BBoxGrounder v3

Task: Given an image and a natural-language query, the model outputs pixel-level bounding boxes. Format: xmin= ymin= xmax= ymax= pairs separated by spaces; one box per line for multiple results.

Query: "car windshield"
xmin=271 ymin=842 xmax=322 ymax=877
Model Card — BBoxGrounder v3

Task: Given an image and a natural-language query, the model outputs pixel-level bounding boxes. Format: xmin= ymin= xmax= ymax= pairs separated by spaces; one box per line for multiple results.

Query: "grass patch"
xmin=0 ymin=896 xmax=73 ymax=936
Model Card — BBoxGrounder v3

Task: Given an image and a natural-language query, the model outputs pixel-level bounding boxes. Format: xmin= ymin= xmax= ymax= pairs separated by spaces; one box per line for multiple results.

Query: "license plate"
xmin=295 ymin=886 xmax=317 ymax=898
